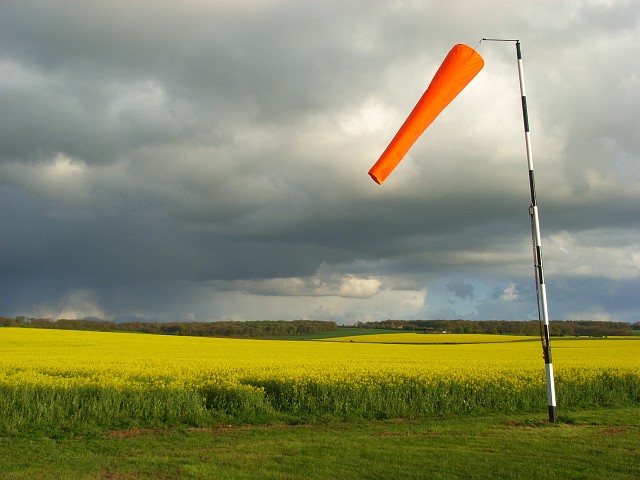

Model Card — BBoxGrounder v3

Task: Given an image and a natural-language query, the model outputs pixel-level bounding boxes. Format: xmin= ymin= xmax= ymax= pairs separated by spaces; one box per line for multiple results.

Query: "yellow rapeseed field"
xmin=1 ymin=327 xmax=639 ymax=433
xmin=2 ymin=327 xmax=639 ymax=393
xmin=318 ymin=333 xmax=535 ymax=344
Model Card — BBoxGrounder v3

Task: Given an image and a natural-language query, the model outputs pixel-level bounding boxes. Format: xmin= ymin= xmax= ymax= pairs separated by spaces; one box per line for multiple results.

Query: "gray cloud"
xmin=1 ymin=0 xmax=639 ymax=323
xmin=447 ymin=279 xmax=475 ymax=302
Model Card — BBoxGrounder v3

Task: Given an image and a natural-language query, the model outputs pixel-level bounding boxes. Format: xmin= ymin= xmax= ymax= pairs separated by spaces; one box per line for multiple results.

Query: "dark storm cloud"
xmin=1 ymin=0 xmax=639 ymax=322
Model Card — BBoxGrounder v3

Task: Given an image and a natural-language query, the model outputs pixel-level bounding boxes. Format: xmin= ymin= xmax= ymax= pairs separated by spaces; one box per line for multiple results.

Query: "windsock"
xmin=369 ymin=44 xmax=484 ymax=184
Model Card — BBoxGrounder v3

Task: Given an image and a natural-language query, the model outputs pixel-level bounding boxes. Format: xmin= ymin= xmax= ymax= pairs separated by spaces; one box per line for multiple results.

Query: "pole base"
xmin=548 ymin=405 xmax=558 ymax=423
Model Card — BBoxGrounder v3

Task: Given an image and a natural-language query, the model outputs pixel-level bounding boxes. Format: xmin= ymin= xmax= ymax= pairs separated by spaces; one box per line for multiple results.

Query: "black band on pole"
xmin=536 ymin=247 xmax=545 ymax=284
xmin=528 ymin=170 xmax=537 ymax=205
xmin=521 ymin=96 xmax=530 ymax=132
xmin=542 ymin=324 xmax=553 ymax=363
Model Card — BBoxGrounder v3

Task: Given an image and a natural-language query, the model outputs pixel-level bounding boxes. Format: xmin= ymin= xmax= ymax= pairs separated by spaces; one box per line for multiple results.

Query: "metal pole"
xmin=483 ymin=38 xmax=558 ymax=422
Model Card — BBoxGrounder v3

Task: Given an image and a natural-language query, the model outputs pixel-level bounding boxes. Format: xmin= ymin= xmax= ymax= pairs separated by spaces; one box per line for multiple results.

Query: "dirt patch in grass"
xmin=598 ymin=426 xmax=633 ymax=437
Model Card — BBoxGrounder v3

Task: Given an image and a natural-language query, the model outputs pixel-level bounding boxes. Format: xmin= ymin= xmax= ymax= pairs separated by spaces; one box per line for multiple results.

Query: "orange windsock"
xmin=369 ymin=44 xmax=484 ymax=185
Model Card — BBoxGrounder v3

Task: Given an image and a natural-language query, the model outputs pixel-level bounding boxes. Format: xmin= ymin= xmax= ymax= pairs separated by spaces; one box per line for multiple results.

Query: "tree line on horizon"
xmin=1 ymin=316 xmax=638 ymax=337
xmin=0 ymin=317 xmax=337 ymax=337
xmin=357 ymin=319 xmax=639 ymax=337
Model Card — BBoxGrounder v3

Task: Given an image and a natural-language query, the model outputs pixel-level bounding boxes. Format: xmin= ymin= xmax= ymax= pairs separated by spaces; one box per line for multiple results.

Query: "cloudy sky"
xmin=1 ymin=0 xmax=638 ymax=324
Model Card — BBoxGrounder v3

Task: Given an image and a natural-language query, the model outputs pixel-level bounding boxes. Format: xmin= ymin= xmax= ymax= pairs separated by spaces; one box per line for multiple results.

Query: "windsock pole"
xmin=483 ymin=38 xmax=558 ymax=422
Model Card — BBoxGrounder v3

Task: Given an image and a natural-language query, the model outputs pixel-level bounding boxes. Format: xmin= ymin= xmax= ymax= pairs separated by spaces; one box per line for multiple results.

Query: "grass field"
xmin=1 ymin=408 xmax=639 ymax=479
xmin=317 ymin=332 xmax=536 ymax=343
xmin=260 ymin=327 xmax=405 ymax=339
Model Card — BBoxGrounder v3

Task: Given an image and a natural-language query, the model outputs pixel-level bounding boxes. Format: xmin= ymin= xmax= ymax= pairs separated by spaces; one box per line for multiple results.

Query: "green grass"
xmin=259 ymin=327 xmax=404 ymax=340
xmin=1 ymin=408 xmax=638 ymax=479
